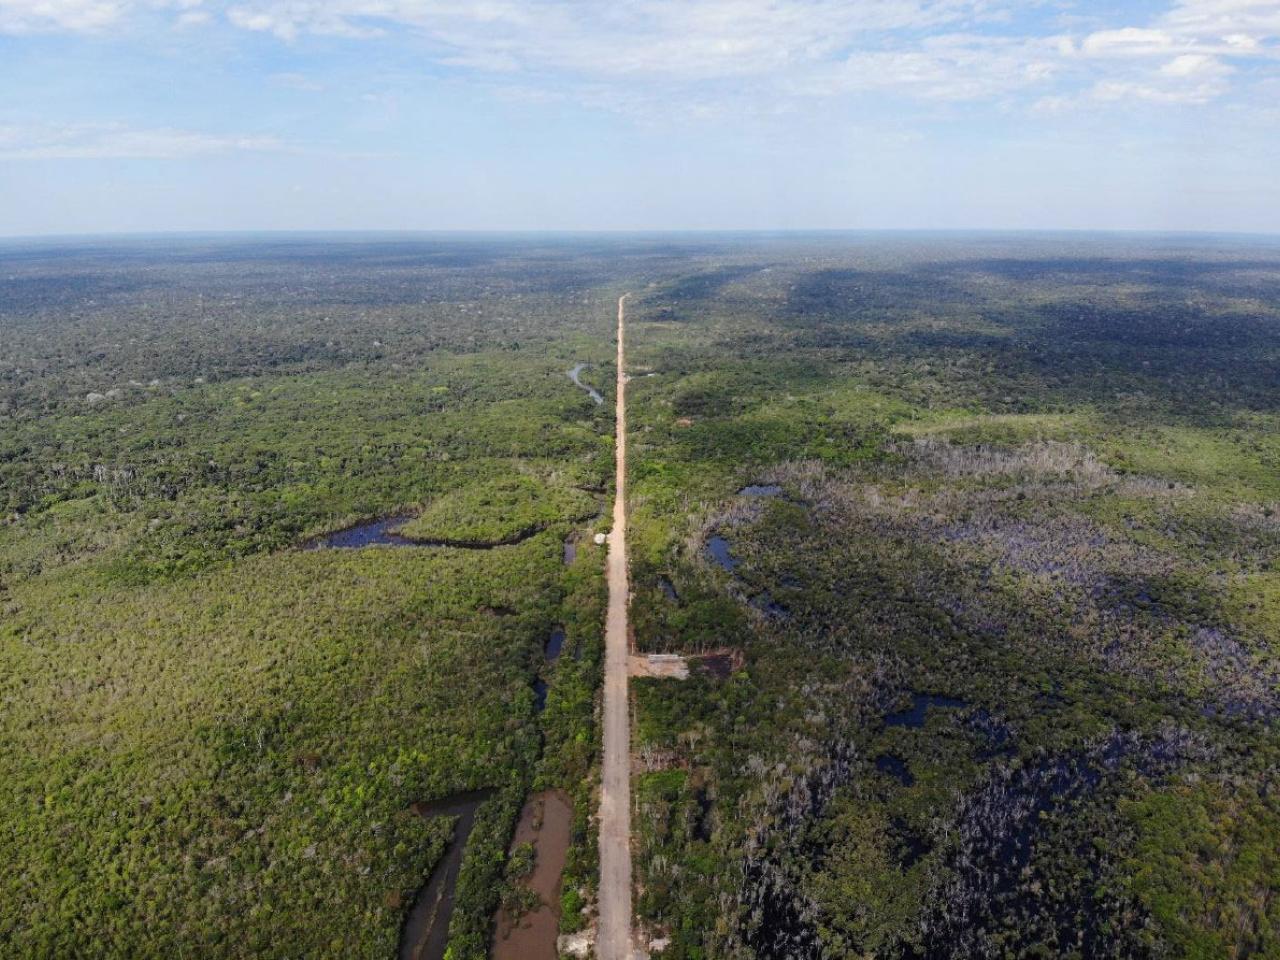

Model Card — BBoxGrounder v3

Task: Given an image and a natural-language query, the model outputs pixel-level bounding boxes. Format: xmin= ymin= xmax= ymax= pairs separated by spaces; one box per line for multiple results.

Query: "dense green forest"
xmin=0 ymin=237 xmax=628 ymax=957
xmin=621 ymin=236 xmax=1280 ymax=960
xmin=3 ymin=233 xmax=1278 ymax=958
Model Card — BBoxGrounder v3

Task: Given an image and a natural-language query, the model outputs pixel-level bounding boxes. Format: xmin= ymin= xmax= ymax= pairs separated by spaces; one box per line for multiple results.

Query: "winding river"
xmin=398 ymin=791 xmax=494 ymax=960
xmin=567 ymin=363 xmax=604 ymax=406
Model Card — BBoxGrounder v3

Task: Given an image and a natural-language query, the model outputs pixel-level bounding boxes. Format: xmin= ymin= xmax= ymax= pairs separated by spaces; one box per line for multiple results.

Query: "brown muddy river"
xmin=491 ymin=790 xmax=574 ymax=960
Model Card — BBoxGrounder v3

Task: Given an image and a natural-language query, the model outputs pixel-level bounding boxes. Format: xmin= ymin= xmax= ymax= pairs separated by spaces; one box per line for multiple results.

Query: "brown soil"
xmin=628 ymin=653 xmax=690 ymax=679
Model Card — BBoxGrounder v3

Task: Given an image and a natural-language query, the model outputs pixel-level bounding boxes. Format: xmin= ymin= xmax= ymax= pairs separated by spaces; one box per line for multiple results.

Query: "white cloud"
xmin=790 ymin=35 xmax=1061 ymax=101
xmin=1067 ymin=1 xmax=1280 ymax=110
xmin=0 ymin=0 xmax=205 ymax=33
xmin=1223 ymin=31 xmax=1262 ymax=48
xmin=0 ymin=0 xmax=128 ymax=32
xmin=206 ymin=0 xmax=1074 ymax=111
xmin=1082 ymin=27 xmax=1176 ymax=56
xmin=1085 ymin=51 xmax=1233 ymax=103
xmin=0 ymin=122 xmax=285 ymax=159
xmin=209 ymin=0 xmax=1279 ymax=111
xmin=1162 ymin=0 xmax=1280 ymax=39
xmin=221 ymin=0 xmax=1000 ymax=78
xmin=3 ymin=0 xmax=1279 ymax=114
xmin=1091 ymin=71 xmax=1231 ymax=104
xmin=1161 ymin=52 xmax=1234 ymax=76
xmin=226 ymin=3 xmax=384 ymax=40
xmin=1079 ymin=0 xmax=1280 ymax=58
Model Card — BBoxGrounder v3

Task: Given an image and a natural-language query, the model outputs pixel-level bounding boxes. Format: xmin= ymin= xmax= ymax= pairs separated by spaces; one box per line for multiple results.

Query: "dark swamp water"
xmin=398 ymin=790 xmax=494 ymax=960
xmin=306 ymin=516 xmax=419 ymax=549
xmin=545 ymin=627 xmax=565 ymax=662
xmin=707 ymin=535 xmax=737 ymax=572
xmin=306 ymin=515 xmax=552 ymax=551
xmin=885 ymin=693 xmax=968 ymax=728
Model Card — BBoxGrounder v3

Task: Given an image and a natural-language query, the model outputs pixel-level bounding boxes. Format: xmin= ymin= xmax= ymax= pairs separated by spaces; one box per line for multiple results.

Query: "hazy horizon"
xmin=5 ymin=227 xmax=1280 ymax=243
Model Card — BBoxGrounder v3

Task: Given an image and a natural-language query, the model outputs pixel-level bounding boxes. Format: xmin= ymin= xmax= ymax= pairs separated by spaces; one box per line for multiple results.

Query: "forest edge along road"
xmin=598 ymin=293 xmax=634 ymax=960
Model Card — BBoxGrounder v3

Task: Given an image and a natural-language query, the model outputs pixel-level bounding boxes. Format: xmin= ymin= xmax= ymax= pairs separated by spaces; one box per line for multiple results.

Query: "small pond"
xmin=545 ymin=627 xmax=565 ymax=662
xmin=706 ymin=536 xmax=737 ymax=572
xmin=306 ymin=516 xmax=416 ymax=549
xmin=885 ymin=693 xmax=968 ymax=729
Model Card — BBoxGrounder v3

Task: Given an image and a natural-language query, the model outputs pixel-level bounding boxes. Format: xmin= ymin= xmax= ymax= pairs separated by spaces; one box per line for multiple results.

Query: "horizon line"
xmin=4 ymin=226 xmax=1280 ymax=244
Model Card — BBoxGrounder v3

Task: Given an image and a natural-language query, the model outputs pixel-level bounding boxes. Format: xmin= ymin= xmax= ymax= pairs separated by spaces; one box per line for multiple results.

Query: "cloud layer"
xmin=1 ymin=0 xmax=1277 ymax=236
xmin=3 ymin=0 xmax=1277 ymax=113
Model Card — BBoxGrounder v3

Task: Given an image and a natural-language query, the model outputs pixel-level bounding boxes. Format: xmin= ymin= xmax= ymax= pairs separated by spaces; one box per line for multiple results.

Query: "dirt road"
xmin=598 ymin=293 xmax=633 ymax=960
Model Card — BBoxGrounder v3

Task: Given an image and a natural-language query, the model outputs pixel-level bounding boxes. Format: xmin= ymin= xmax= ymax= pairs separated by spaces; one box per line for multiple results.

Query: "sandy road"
xmin=598 ymin=293 xmax=634 ymax=960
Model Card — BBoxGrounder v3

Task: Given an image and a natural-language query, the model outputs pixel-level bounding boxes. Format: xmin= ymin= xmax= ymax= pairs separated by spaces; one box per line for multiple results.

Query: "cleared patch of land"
xmin=629 ymin=654 xmax=689 ymax=679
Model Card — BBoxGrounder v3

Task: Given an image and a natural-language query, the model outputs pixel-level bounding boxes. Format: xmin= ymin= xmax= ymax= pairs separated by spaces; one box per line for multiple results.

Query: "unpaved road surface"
xmin=598 ymin=293 xmax=634 ymax=960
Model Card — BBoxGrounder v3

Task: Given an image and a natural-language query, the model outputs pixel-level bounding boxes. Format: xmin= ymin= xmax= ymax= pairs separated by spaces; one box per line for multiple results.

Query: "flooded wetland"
xmin=491 ymin=791 xmax=574 ymax=960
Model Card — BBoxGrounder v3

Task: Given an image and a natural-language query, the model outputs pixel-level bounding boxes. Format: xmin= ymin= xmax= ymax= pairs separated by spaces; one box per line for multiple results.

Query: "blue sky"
xmin=1 ymin=0 xmax=1278 ymax=234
